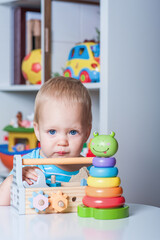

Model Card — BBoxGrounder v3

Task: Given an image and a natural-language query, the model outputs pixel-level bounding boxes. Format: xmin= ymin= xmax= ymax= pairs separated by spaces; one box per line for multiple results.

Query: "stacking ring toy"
xmin=87 ymin=176 xmax=121 ymax=188
xmin=83 ymin=196 xmax=125 ymax=209
xmin=85 ymin=186 xmax=123 ymax=198
xmin=78 ymin=204 xmax=129 ymax=220
xmin=92 ymin=157 xmax=116 ymax=167
xmin=89 ymin=166 xmax=118 ymax=177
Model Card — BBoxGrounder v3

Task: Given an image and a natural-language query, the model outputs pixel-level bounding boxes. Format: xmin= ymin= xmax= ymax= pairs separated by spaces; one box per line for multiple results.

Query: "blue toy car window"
xmin=77 ymin=46 xmax=89 ymax=59
xmin=68 ymin=45 xmax=89 ymax=60
xmin=68 ymin=47 xmax=76 ymax=60
xmin=79 ymin=47 xmax=85 ymax=56
xmin=69 ymin=48 xmax=75 ymax=59
xmin=90 ymin=44 xmax=100 ymax=58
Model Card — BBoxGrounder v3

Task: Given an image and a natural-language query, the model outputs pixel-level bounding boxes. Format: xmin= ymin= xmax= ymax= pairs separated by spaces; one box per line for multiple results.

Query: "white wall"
xmin=51 ymin=2 xmax=100 ymax=134
xmin=51 ymin=1 xmax=100 ymax=75
xmin=0 ymin=6 xmax=11 ymax=84
xmin=107 ymin=0 xmax=160 ymax=207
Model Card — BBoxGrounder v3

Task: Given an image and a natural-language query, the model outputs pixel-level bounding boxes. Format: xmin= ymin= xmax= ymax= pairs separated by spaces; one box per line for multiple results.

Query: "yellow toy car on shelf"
xmin=64 ymin=41 xmax=100 ymax=83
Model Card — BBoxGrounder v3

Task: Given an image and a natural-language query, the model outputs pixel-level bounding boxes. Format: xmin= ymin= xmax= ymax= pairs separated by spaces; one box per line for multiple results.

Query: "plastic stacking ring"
xmin=89 ymin=166 xmax=118 ymax=178
xmin=85 ymin=186 xmax=123 ymax=198
xmin=92 ymin=157 xmax=116 ymax=167
xmin=83 ymin=196 xmax=125 ymax=209
xmin=78 ymin=204 xmax=129 ymax=220
xmin=87 ymin=176 xmax=121 ymax=188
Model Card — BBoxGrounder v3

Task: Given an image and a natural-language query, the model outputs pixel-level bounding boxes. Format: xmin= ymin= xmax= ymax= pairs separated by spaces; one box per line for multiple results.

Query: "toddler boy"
xmin=0 ymin=76 xmax=92 ymax=205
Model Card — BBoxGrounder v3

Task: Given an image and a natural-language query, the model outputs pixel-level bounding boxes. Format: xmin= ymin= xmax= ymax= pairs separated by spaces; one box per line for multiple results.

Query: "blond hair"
xmin=34 ymin=76 xmax=92 ymax=126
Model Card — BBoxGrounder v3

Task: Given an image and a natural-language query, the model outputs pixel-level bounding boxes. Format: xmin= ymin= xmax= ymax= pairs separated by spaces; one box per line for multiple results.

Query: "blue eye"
xmin=70 ymin=130 xmax=77 ymax=135
xmin=49 ymin=130 xmax=56 ymax=135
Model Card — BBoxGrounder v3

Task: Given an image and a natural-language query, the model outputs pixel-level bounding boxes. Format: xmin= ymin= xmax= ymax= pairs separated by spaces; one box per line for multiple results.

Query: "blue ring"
xmin=89 ymin=166 xmax=118 ymax=178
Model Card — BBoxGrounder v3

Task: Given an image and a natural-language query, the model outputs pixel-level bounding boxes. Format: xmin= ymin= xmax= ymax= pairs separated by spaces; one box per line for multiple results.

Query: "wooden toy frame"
xmin=11 ymin=155 xmax=93 ymax=215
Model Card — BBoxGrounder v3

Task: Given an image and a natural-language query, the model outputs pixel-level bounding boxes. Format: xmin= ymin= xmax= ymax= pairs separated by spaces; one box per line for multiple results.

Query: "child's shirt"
xmin=10 ymin=148 xmax=88 ymax=184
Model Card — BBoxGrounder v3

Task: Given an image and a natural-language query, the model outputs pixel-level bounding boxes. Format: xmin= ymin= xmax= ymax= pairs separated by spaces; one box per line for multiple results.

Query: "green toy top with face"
xmin=90 ymin=131 xmax=118 ymax=157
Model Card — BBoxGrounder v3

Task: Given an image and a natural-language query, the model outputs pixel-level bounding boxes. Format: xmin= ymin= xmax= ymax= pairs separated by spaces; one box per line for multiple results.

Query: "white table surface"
xmin=0 ymin=203 xmax=159 ymax=240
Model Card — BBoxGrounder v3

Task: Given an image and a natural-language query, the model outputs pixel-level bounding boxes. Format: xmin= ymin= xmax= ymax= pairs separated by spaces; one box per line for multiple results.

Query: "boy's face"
xmin=34 ymin=98 xmax=91 ymax=159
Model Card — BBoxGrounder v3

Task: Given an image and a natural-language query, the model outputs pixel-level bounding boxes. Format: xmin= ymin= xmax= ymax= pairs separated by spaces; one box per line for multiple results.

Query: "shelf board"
xmin=83 ymin=82 xmax=101 ymax=90
xmin=0 ymin=0 xmax=41 ymax=8
xmin=0 ymin=82 xmax=100 ymax=92
xmin=53 ymin=0 xmax=99 ymax=4
xmin=0 ymin=84 xmax=41 ymax=92
xmin=0 ymin=0 xmax=99 ymax=8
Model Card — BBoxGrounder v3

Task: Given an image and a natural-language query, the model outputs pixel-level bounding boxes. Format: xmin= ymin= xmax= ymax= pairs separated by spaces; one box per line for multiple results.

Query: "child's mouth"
xmin=57 ymin=151 xmax=67 ymax=156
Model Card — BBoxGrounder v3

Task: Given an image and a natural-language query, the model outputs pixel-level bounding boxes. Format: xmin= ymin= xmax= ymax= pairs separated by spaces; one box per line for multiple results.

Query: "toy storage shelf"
xmin=0 ymin=0 xmax=100 ymax=87
xmin=0 ymin=0 xmax=103 ymax=147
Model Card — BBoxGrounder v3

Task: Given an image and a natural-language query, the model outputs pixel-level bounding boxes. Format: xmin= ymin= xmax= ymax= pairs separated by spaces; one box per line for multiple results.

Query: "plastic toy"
xmin=15 ymin=112 xmax=33 ymax=128
xmin=86 ymin=138 xmax=95 ymax=157
xmin=0 ymin=124 xmax=37 ymax=170
xmin=78 ymin=131 xmax=129 ymax=220
xmin=63 ymin=41 xmax=100 ymax=83
xmin=0 ymin=112 xmax=37 ymax=170
xmin=3 ymin=125 xmax=37 ymax=152
xmin=21 ymin=49 xmax=41 ymax=84
xmin=0 ymin=144 xmax=37 ymax=170
xmin=90 ymin=131 xmax=118 ymax=157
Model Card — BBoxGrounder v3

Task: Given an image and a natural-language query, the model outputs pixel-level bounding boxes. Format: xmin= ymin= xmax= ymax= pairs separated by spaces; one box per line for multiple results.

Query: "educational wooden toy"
xmin=78 ymin=131 xmax=129 ymax=220
xmin=11 ymin=155 xmax=93 ymax=214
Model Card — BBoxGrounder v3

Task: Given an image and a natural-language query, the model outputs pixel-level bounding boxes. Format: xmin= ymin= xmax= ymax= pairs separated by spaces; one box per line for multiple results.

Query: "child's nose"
xmin=57 ymin=135 xmax=69 ymax=146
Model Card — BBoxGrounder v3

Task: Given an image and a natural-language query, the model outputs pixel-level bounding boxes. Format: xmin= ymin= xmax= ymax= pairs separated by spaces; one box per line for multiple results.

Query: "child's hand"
xmin=22 ymin=166 xmax=39 ymax=185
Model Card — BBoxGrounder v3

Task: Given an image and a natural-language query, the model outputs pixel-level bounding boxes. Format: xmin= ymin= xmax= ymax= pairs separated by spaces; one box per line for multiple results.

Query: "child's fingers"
xmin=23 ymin=177 xmax=34 ymax=185
xmin=23 ymin=168 xmax=38 ymax=181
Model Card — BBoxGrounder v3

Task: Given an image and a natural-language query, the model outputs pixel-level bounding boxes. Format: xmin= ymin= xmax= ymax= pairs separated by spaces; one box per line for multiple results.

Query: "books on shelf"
xmin=25 ymin=11 xmax=41 ymax=54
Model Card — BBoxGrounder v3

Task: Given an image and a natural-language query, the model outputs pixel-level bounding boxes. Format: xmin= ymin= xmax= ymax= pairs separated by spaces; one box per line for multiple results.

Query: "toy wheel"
xmin=79 ymin=71 xmax=91 ymax=83
xmin=49 ymin=191 xmax=68 ymax=212
xmin=63 ymin=69 xmax=72 ymax=77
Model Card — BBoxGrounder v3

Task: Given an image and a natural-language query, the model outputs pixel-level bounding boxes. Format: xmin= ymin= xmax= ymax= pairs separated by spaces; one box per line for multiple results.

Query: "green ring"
xmin=77 ymin=204 xmax=129 ymax=220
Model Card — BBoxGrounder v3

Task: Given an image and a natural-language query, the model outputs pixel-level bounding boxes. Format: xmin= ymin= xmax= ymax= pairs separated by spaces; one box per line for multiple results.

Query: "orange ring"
xmin=85 ymin=186 xmax=123 ymax=198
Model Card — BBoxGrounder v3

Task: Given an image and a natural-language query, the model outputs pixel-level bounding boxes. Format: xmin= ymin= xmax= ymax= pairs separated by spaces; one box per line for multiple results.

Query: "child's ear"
xmin=33 ymin=122 xmax=40 ymax=141
xmin=84 ymin=124 xmax=92 ymax=143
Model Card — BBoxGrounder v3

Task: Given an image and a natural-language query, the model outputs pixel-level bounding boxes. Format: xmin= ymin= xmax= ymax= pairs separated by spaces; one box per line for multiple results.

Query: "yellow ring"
xmin=87 ymin=176 xmax=121 ymax=188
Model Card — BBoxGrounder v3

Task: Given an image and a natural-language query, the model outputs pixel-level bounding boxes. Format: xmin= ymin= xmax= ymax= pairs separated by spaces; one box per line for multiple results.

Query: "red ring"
xmin=83 ymin=196 xmax=125 ymax=209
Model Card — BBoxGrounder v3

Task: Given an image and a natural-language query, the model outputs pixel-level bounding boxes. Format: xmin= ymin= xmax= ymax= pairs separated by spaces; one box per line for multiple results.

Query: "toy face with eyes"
xmin=90 ymin=131 xmax=118 ymax=157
